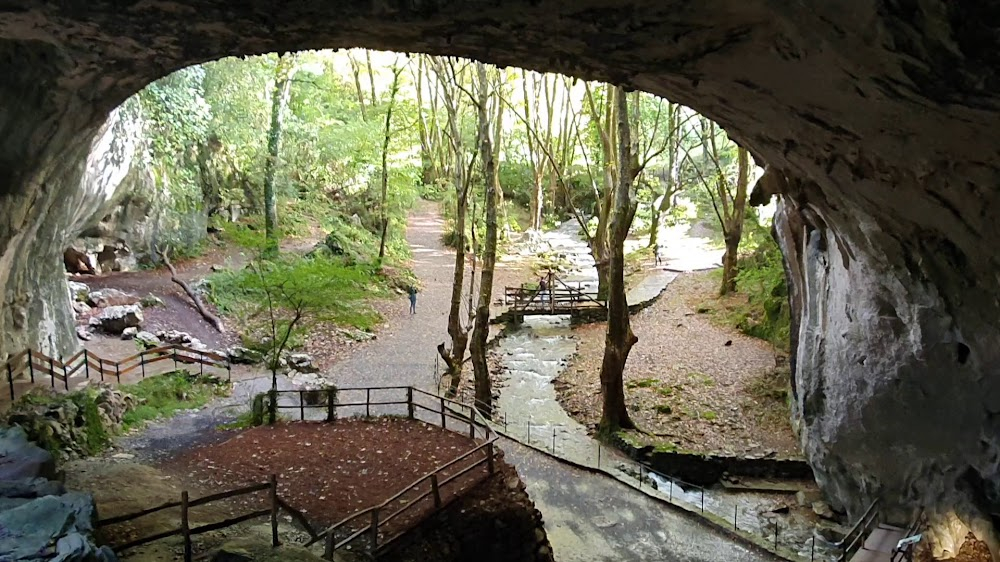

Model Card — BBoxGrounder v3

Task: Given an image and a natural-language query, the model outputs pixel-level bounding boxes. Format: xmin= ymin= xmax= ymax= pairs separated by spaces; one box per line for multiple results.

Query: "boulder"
xmin=139 ymin=294 xmax=164 ymax=308
xmin=89 ymin=305 xmax=142 ymax=334
xmin=812 ymin=501 xmax=837 ymax=520
xmin=120 ymin=327 xmax=138 ymax=340
xmin=227 ymin=346 xmax=263 ymax=365
xmin=72 ymin=301 xmax=92 ymax=316
xmin=285 ymin=353 xmax=318 ymax=374
xmin=67 ymin=281 xmax=90 ymax=302
xmin=134 ymin=331 xmax=161 ymax=349
xmin=87 ymin=288 xmax=138 ymax=308
xmin=0 ymin=427 xmax=56 ymax=481
xmin=0 ymin=492 xmax=116 ymax=562
xmin=0 ymin=477 xmax=66 ymax=499
xmin=156 ymin=330 xmax=193 ymax=344
xmin=76 ymin=326 xmax=93 ymax=341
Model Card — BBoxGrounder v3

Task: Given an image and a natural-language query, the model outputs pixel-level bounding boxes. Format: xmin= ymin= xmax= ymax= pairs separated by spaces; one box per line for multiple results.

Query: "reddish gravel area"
xmin=167 ymin=418 xmax=489 ymax=538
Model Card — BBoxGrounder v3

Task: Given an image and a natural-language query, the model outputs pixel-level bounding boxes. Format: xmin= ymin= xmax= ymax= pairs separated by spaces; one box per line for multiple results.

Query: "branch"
xmin=157 ymin=246 xmax=225 ymax=333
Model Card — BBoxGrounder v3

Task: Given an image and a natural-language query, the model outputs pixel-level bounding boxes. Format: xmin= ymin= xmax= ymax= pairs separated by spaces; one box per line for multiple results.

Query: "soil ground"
xmin=164 ymin=418 xmax=488 ymax=533
xmin=556 ymin=270 xmax=799 ymax=457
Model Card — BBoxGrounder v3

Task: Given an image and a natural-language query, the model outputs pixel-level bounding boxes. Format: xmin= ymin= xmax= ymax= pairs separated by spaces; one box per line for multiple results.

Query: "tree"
xmin=598 ymin=85 xmax=639 ymax=433
xmin=686 ymin=118 xmax=750 ymax=294
xmin=469 ymin=62 xmax=500 ymax=415
xmin=378 ymin=60 xmax=404 ymax=261
xmin=263 ymin=53 xmax=296 ymax=254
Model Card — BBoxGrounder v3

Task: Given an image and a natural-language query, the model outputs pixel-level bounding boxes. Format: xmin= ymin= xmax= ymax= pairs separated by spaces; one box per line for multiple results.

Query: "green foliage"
xmin=120 ymin=371 xmax=229 ymax=430
xmin=733 ymin=235 xmax=790 ymax=348
xmin=654 ymin=404 xmax=673 ymax=415
xmin=208 ymin=253 xmax=386 ymax=348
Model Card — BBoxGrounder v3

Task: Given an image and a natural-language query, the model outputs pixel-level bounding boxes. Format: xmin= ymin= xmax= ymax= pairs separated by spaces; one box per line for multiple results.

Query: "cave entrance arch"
xmin=2 ymin=2 xmax=999 ymax=556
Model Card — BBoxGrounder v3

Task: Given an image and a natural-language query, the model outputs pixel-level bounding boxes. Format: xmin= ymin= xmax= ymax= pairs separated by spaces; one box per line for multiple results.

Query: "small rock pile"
xmin=0 ymin=426 xmax=117 ymax=561
xmin=5 ymin=386 xmax=136 ymax=459
xmin=69 ymin=282 xmax=146 ymax=339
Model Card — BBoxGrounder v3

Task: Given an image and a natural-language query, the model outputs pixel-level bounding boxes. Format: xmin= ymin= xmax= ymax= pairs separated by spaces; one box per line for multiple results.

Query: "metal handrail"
xmin=835 ymin=499 xmax=881 ymax=561
xmin=890 ymin=508 xmax=925 ymax=562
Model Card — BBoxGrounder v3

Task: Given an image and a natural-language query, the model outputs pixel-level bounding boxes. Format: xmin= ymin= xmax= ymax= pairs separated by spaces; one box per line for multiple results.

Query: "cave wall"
xmin=1 ymin=0 xmax=999 ymax=551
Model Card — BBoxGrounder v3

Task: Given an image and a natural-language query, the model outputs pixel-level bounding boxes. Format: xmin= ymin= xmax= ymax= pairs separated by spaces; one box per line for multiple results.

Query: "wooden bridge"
xmin=497 ymin=273 xmax=607 ymax=324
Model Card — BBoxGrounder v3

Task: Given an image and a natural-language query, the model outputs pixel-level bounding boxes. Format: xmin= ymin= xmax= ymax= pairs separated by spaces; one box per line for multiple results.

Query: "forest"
xmin=130 ymin=48 xmax=790 ymax=430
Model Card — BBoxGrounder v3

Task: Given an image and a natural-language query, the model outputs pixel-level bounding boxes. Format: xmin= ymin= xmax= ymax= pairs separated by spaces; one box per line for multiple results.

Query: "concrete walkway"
xmin=849 ymin=525 xmax=905 ymax=562
xmin=500 ymin=438 xmax=779 ymax=562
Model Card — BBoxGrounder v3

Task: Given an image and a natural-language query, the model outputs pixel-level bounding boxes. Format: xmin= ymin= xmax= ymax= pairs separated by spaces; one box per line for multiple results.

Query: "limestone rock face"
xmin=0 ymin=0 xmax=999 ymax=552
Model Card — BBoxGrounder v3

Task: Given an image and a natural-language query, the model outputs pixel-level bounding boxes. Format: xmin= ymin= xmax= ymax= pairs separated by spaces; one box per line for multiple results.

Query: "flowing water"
xmin=491 ymin=221 xmax=840 ymax=561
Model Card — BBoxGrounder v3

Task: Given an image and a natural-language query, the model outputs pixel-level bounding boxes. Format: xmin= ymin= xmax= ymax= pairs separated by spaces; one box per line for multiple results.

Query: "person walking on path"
xmin=654 ymin=243 xmax=663 ymax=267
xmin=408 ymin=286 xmax=418 ymax=314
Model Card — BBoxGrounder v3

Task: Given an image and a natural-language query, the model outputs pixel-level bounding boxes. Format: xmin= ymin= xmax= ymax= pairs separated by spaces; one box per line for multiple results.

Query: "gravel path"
xmin=325 ymin=200 xmax=453 ymax=392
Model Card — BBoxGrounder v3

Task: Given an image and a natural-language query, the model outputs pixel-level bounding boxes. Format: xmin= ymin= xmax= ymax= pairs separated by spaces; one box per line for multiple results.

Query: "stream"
xmin=491 ymin=221 xmax=840 ymax=561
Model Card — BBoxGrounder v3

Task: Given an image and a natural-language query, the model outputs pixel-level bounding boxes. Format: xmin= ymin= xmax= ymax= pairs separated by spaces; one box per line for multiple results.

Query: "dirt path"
xmin=324 ymin=200 xmax=455 ymax=391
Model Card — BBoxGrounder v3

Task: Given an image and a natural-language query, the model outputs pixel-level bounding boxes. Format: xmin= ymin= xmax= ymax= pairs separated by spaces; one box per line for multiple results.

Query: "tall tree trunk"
xmin=522 ymin=70 xmax=543 ymax=231
xmin=365 ymin=49 xmax=377 ymax=104
xmin=721 ymin=146 xmax=750 ymax=294
xmin=470 ymin=63 xmax=498 ymax=415
xmin=347 ymin=53 xmax=367 ymax=121
xmin=413 ymin=57 xmax=436 ymax=186
xmin=263 ymin=53 xmax=295 ymax=254
xmin=648 ymin=103 xmax=678 ymax=248
xmin=378 ymin=63 xmax=403 ymax=261
xmin=598 ymin=85 xmax=638 ymax=434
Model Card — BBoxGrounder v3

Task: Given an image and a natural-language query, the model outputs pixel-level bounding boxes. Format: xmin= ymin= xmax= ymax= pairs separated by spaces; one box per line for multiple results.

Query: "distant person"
xmin=408 ymin=286 xmax=418 ymax=314
xmin=654 ymin=243 xmax=662 ymax=266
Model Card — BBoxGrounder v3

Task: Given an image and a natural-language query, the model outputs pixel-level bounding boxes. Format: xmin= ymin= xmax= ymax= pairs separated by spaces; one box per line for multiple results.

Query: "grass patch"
xmin=120 ymin=371 xmax=230 ymax=430
xmin=657 ymin=387 xmax=674 ymax=397
xmin=701 ymin=410 xmax=717 ymax=421
xmin=627 ymin=378 xmax=659 ymax=389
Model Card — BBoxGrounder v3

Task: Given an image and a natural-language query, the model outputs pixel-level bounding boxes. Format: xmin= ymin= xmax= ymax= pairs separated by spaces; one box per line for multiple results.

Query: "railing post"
xmin=270 ymin=474 xmax=279 ymax=547
xmin=669 ymin=479 xmax=673 ymax=501
xmin=440 ymin=397 xmax=445 ymax=428
xmin=734 ymin=505 xmax=738 ymax=530
xmin=327 ymin=390 xmax=335 ymax=423
xmin=299 ymin=390 xmax=305 ymax=421
xmin=639 ymin=464 xmax=643 ymax=489
xmin=115 ymin=362 xmax=120 ymax=384
xmin=701 ymin=488 xmax=705 ymax=512
xmin=181 ymin=490 xmax=192 ymax=562
xmin=199 ymin=352 xmax=204 ymax=376
xmin=487 ymin=442 xmax=495 ymax=474
xmin=268 ymin=390 xmax=277 ymax=425
xmin=140 ymin=352 xmax=146 ymax=378
xmin=370 ymin=508 xmax=380 ymax=551
xmin=773 ymin=521 xmax=778 ymax=550
xmin=61 ymin=356 xmax=68 ymax=391
xmin=430 ymin=474 xmax=442 ymax=508
xmin=226 ymin=360 xmax=231 ymax=382
xmin=811 ymin=536 xmax=816 ymax=561
xmin=407 ymin=387 xmax=414 ymax=420
xmin=27 ymin=350 xmax=34 ymax=383
xmin=97 ymin=356 xmax=103 ymax=382
xmin=469 ymin=407 xmax=475 ymax=439
xmin=83 ymin=350 xmax=89 ymax=379
xmin=366 ymin=388 xmax=371 ymax=417
xmin=324 ymin=534 xmax=335 ymax=560
xmin=48 ymin=354 xmax=55 ymax=388
xmin=6 ymin=361 xmax=14 ymax=401
xmin=173 ymin=348 xmax=177 ymax=369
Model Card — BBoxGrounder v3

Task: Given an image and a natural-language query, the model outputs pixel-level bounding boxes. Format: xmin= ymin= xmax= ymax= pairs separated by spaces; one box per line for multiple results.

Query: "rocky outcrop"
xmin=6 ymin=386 xmax=137 ymax=460
xmin=1 ymin=0 xmax=999 ymax=556
xmin=88 ymin=304 xmax=143 ymax=335
xmin=0 ymin=427 xmax=117 ymax=561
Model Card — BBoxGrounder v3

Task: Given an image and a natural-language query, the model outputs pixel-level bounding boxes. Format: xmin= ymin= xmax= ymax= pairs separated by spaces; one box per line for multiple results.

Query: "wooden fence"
xmin=98 ymin=474 xmax=317 ymax=562
xmin=3 ymin=344 xmax=231 ymax=401
xmin=266 ymin=386 xmax=499 ymax=559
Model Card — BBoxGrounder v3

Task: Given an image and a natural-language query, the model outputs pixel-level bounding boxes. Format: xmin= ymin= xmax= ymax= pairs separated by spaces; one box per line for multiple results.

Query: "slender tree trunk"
xmin=348 ymin=53 xmax=367 ymax=121
xmin=721 ymin=146 xmax=750 ymax=294
xmin=365 ymin=50 xmax=377 ymax=104
xmin=413 ymin=57 xmax=436 ymax=186
xmin=470 ymin=63 xmax=498 ymax=415
xmin=648 ymin=103 xmax=678 ymax=248
xmin=263 ymin=53 xmax=295 ymax=254
xmin=598 ymin=85 xmax=638 ymax=434
xmin=378 ymin=63 xmax=403 ymax=261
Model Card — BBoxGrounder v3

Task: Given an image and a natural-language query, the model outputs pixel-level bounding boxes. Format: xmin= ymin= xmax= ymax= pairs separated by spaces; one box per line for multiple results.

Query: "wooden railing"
xmin=504 ymin=277 xmax=605 ymax=315
xmin=97 ymin=474 xmax=316 ymax=562
xmin=3 ymin=345 xmax=231 ymax=401
xmin=273 ymin=386 xmax=499 ymax=559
